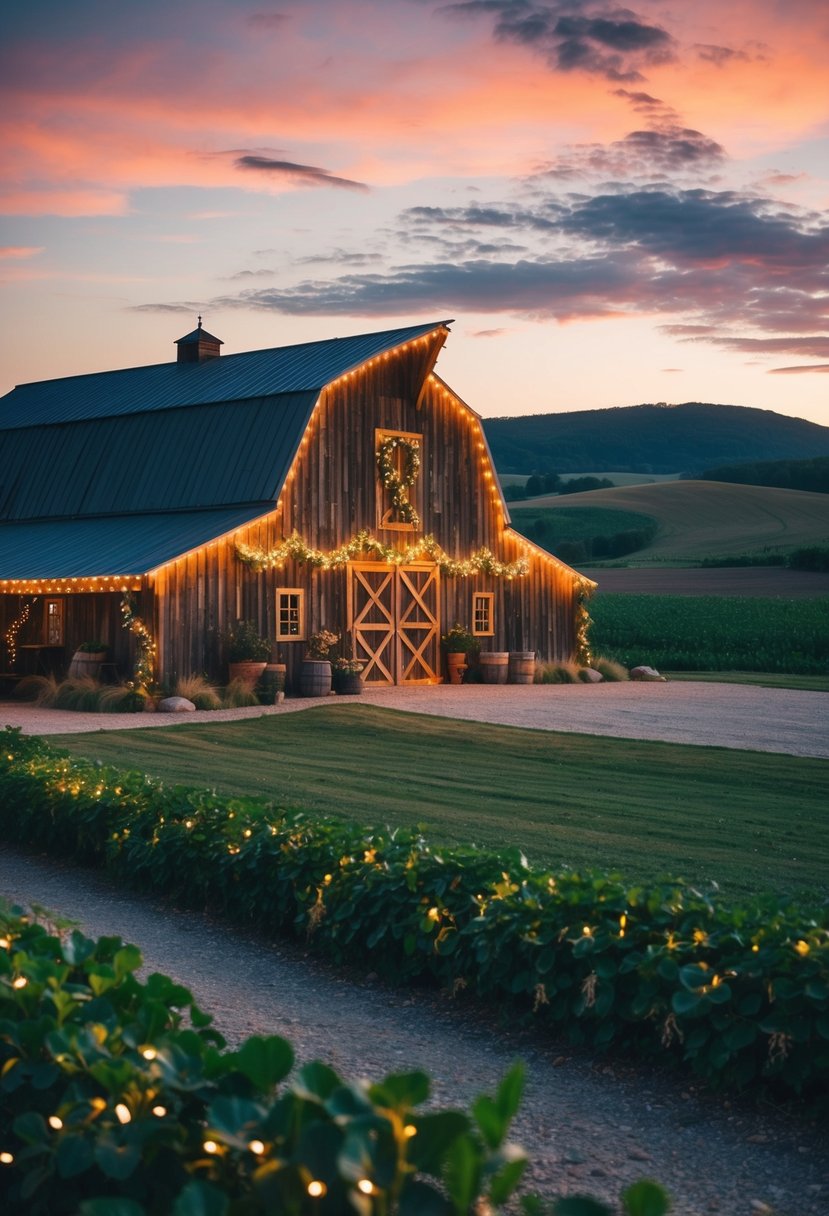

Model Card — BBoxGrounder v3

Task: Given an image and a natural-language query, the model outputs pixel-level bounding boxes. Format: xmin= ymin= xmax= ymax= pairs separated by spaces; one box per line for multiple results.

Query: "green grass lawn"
xmin=52 ymin=705 xmax=828 ymax=902
xmin=669 ymin=671 xmax=829 ymax=692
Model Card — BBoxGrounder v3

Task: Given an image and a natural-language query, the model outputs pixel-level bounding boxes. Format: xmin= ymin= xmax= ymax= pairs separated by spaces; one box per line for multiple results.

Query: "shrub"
xmin=97 ymin=684 xmax=150 ymax=714
xmin=593 ymin=656 xmax=629 ymax=682
xmin=174 ymin=674 xmax=223 ymax=711
xmin=52 ymin=677 xmax=102 ymax=713
xmin=222 ymin=678 xmax=262 ymax=709
xmin=12 ymin=675 xmax=58 ymax=707
xmin=1 ymin=729 xmax=827 ymax=1103
xmin=535 ymin=662 xmax=579 ymax=684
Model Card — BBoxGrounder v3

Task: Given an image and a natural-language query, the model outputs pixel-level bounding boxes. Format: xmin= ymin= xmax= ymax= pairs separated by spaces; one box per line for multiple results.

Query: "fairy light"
xmin=152 ymin=1105 xmax=167 ymax=1118
xmin=141 ymin=1047 xmax=157 ymax=1060
xmin=308 ymin=1181 xmax=327 ymax=1197
xmin=404 ymin=1124 xmax=417 ymax=1138
xmin=0 ymin=1152 xmax=14 ymax=1165
xmin=4 ymin=598 xmax=36 ymax=668
xmin=12 ymin=976 xmax=27 ymax=989
xmin=203 ymin=1140 xmax=219 ymax=1154
xmin=248 ymin=1139 xmax=265 ymax=1155
xmin=357 ymin=1180 xmax=375 ymax=1195
xmin=48 ymin=1116 xmax=63 ymax=1130
xmin=114 ymin=1104 xmax=131 ymax=1124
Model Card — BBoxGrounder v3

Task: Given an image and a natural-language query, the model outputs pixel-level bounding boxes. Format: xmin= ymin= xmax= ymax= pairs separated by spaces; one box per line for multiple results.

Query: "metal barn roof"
xmin=0 ymin=321 xmax=447 ymax=429
xmin=0 ymin=508 xmax=271 ymax=580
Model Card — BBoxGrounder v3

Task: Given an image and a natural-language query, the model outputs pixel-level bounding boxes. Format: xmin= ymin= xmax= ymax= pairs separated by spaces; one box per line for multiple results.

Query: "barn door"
xmin=348 ymin=563 xmax=440 ymax=685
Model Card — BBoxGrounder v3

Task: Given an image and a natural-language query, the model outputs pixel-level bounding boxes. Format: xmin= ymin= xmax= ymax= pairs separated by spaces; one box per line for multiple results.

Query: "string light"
xmin=248 ymin=1139 xmax=265 ymax=1155
xmin=152 ymin=1105 xmax=167 ymax=1118
xmin=48 ymin=1116 xmax=63 ymax=1130
xmin=114 ymin=1104 xmax=131 ymax=1124
xmin=0 ymin=1152 xmax=14 ymax=1165
xmin=121 ymin=593 xmax=156 ymax=688
xmin=357 ymin=1180 xmax=375 ymax=1195
xmin=307 ymin=1181 xmax=327 ymax=1197
xmin=0 ymin=578 xmax=138 ymax=595
xmin=4 ymin=597 xmax=36 ymax=668
xmin=203 ymin=1140 xmax=219 ymax=1154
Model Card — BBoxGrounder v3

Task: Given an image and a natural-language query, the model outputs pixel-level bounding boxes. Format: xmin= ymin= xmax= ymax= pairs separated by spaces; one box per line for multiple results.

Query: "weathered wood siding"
xmin=151 ymin=334 xmax=583 ymax=686
xmin=0 ymin=591 xmax=138 ymax=677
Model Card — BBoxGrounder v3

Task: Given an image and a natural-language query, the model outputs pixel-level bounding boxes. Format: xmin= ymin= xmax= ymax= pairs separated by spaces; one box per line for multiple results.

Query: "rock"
xmin=158 ymin=696 xmax=196 ymax=713
xmin=581 ymin=667 xmax=603 ymax=683
xmin=630 ymin=665 xmax=667 ymax=682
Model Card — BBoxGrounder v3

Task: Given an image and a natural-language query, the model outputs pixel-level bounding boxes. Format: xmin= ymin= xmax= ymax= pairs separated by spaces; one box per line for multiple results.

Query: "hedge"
xmin=0 ymin=906 xmax=674 ymax=1215
xmin=1 ymin=729 xmax=827 ymax=1104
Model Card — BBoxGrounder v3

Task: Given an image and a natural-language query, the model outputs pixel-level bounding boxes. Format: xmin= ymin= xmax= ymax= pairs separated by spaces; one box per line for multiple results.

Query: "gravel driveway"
xmin=2 ymin=681 xmax=827 ymax=758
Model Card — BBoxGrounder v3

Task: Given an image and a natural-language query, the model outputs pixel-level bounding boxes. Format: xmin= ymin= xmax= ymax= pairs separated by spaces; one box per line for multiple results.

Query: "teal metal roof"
xmin=0 ymin=392 xmax=317 ymax=522
xmin=0 ymin=321 xmax=448 ymax=429
xmin=0 ymin=508 xmax=270 ymax=579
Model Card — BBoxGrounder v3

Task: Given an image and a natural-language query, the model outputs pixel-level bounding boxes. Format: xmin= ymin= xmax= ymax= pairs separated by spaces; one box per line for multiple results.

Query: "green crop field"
xmin=518 ymin=480 xmax=829 ymax=563
xmin=509 ymin=505 xmax=655 ymax=542
xmin=589 ymin=594 xmax=829 ymax=674
xmin=51 ymin=705 xmax=829 ymax=902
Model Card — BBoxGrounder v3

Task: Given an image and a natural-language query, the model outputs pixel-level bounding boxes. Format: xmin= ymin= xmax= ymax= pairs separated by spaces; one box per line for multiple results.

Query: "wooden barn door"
xmin=348 ymin=562 xmax=440 ymax=685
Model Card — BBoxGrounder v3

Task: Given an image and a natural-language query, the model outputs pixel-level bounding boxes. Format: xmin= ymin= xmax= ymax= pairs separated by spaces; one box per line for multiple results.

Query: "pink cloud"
xmin=0 ymin=246 xmax=43 ymax=259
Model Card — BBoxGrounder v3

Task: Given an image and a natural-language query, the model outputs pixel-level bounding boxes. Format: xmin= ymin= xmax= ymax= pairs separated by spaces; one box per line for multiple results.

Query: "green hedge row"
xmin=1 ymin=906 xmax=672 ymax=1215
xmin=1 ymin=729 xmax=828 ymax=1103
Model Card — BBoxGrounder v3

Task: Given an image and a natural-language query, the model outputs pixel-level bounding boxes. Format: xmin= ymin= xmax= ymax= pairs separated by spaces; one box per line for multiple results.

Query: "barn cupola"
xmin=174 ymin=316 xmax=223 ymax=363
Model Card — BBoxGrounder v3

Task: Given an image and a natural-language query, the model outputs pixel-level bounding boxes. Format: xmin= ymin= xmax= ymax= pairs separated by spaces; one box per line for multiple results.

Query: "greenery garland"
xmin=236 ymin=529 xmax=531 ymax=579
xmin=574 ymin=585 xmax=594 ymax=668
xmin=377 ymin=435 xmax=421 ymax=527
xmin=120 ymin=592 xmax=156 ymax=689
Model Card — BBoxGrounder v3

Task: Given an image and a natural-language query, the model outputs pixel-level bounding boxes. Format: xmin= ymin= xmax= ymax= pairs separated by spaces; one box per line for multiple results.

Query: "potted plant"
xmin=68 ymin=640 xmax=109 ymax=679
xmin=332 ymin=656 xmax=365 ymax=695
xmin=440 ymin=623 xmax=479 ymax=685
xmin=223 ymin=620 xmax=271 ymax=689
xmin=300 ymin=629 xmax=339 ymax=697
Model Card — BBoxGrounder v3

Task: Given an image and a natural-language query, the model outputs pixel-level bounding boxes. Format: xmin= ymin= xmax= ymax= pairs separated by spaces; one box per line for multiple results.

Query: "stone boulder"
xmin=580 ymin=668 xmax=604 ymax=683
xmin=629 ymin=665 xmax=667 ymax=682
xmin=157 ymin=696 xmax=197 ymax=713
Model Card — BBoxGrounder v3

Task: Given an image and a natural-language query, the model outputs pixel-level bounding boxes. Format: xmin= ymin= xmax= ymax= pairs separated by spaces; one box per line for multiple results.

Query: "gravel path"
xmin=2 ymin=680 xmax=828 ymax=758
xmin=1 ymin=848 xmax=826 ymax=1216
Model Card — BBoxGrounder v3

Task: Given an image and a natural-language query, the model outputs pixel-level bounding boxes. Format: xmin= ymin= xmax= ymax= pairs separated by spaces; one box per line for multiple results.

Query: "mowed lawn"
xmin=53 ymin=704 xmax=828 ymax=902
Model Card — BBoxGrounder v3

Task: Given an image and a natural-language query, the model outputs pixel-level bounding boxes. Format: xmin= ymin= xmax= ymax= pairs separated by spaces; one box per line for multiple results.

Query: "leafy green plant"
xmin=1 ymin=729 xmax=827 ymax=1102
xmin=75 ymin=641 xmax=109 ymax=654
xmin=0 ymin=904 xmax=533 ymax=1215
xmin=441 ymin=624 xmax=480 ymax=656
xmin=222 ymin=621 xmax=271 ymax=663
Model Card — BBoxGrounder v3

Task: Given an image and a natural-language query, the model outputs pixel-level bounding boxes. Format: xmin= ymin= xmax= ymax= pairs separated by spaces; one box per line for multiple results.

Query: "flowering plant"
xmin=332 ymin=657 xmax=365 ymax=674
xmin=306 ymin=629 xmax=339 ymax=659
xmin=440 ymin=623 xmax=480 ymax=656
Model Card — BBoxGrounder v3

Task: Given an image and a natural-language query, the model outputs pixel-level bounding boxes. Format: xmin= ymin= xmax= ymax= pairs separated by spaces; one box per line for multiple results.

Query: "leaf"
xmin=495 ymin=1060 xmax=525 ymax=1127
xmin=207 ymin=1096 xmax=266 ymax=1144
xmin=622 ymin=1179 xmax=671 ymax=1216
xmin=488 ymin=1153 xmax=528 ymax=1205
xmin=369 ymin=1070 xmax=430 ymax=1112
xmin=552 ymin=1198 xmax=611 ymax=1215
xmin=399 ymin=1180 xmax=453 ymax=1216
xmin=296 ymin=1059 xmax=341 ymax=1100
xmin=56 ymin=1132 xmax=95 ymax=1179
xmin=408 ymin=1111 xmax=470 ymax=1174
xmin=79 ymin=1202 xmax=146 ymax=1216
xmin=113 ymin=945 xmax=142 ymax=982
xmin=671 ymin=990 xmax=701 ymax=1016
xmin=443 ymin=1133 xmax=480 ymax=1215
xmin=472 ymin=1095 xmax=503 ymax=1150
xmin=235 ymin=1035 xmax=294 ymax=1091
xmin=93 ymin=1135 xmax=141 ymax=1181
xmin=171 ymin=1180 xmax=229 ymax=1216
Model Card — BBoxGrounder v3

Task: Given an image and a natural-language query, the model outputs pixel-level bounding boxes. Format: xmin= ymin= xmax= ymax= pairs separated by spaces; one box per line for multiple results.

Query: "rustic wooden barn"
xmin=0 ymin=320 xmax=592 ymax=689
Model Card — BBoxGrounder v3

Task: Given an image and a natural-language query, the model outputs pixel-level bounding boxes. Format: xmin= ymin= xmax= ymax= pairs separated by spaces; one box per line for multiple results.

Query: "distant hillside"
xmin=483 ymin=403 xmax=829 ymax=474
xmin=682 ymin=456 xmax=829 ymax=494
xmin=513 ymin=481 xmax=829 ymax=563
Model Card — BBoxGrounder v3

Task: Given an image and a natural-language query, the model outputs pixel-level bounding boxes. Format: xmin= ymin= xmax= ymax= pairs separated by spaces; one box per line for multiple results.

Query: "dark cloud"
xmin=535 ymin=126 xmax=725 ymax=181
xmin=441 ymin=1 xmax=676 ymax=80
xmin=235 ymin=155 xmax=368 ymax=192
xmin=247 ymin=11 xmax=290 ymax=30
xmin=694 ymin=43 xmax=750 ymax=66
xmin=471 ymin=328 xmax=510 ymax=337
xmin=769 ymin=364 xmax=829 ymax=375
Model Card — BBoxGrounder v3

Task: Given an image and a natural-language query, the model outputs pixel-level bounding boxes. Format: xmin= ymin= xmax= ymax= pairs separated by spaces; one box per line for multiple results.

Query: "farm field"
xmin=669 ymin=671 xmax=829 ymax=692
xmin=499 ymin=470 xmax=681 ymax=488
xmin=580 ymin=565 xmax=829 ymax=597
xmin=515 ymin=480 xmax=829 ymax=562
xmin=52 ymin=704 xmax=829 ymax=901
xmin=589 ymin=594 xmax=828 ymax=674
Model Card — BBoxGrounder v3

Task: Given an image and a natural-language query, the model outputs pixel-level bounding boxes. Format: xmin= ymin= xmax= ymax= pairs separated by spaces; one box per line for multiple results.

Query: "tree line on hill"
xmin=484 ymin=403 xmax=829 ymax=475
xmin=504 ymin=472 xmax=614 ymax=501
xmin=682 ymin=456 xmax=829 ymax=494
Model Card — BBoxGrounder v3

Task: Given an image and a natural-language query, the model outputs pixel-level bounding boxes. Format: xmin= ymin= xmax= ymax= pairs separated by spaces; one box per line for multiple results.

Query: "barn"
xmin=0 ymin=319 xmax=592 ymax=690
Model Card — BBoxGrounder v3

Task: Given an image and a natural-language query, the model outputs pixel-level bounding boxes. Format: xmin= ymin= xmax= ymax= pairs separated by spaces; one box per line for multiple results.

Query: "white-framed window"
xmin=276 ymin=588 xmax=305 ymax=641
xmin=472 ymin=592 xmax=494 ymax=636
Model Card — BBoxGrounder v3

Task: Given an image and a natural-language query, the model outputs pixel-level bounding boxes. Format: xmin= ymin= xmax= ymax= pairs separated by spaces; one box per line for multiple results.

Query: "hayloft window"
xmin=276 ymin=589 xmax=305 ymax=641
xmin=45 ymin=599 xmax=64 ymax=645
xmin=472 ymin=592 xmax=494 ymax=636
xmin=376 ymin=428 xmax=422 ymax=532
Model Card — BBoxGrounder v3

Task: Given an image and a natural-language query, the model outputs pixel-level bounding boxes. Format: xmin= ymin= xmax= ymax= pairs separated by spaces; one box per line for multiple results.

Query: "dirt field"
xmin=580 ymin=566 xmax=829 ymax=596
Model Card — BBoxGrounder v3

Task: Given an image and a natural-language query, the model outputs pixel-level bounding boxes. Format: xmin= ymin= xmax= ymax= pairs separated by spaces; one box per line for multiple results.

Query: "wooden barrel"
xmin=508 ymin=651 xmax=537 ymax=684
xmin=299 ymin=659 xmax=332 ymax=697
xmin=479 ymin=652 xmax=509 ymax=684
xmin=68 ymin=650 xmax=106 ymax=679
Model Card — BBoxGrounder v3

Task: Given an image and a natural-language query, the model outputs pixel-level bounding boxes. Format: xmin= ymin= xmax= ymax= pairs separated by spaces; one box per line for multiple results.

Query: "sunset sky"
xmin=1 ymin=0 xmax=827 ymax=426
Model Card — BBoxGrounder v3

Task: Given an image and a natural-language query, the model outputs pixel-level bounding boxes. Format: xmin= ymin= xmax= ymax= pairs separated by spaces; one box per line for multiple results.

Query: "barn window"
xmin=472 ymin=592 xmax=494 ymax=636
xmin=376 ymin=428 xmax=422 ymax=532
xmin=45 ymin=599 xmax=65 ymax=645
xmin=276 ymin=589 xmax=305 ymax=641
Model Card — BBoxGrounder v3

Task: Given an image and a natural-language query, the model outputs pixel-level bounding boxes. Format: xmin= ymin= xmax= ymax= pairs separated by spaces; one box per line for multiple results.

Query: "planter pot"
xmin=333 ymin=671 xmax=364 ymax=695
xmin=445 ymin=652 xmax=468 ymax=685
xmin=260 ymin=663 xmax=286 ymax=703
xmin=228 ymin=660 xmax=267 ymax=689
xmin=479 ymin=652 xmax=509 ymax=684
xmin=508 ymin=651 xmax=537 ymax=684
xmin=299 ymin=659 xmax=332 ymax=697
xmin=68 ymin=650 xmax=107 ymax=679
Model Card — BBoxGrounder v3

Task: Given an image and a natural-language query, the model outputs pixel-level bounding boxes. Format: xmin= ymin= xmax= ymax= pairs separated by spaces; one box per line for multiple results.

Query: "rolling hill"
xmin=484 ymin=403 xmax=829 ymax=474
xmin=510 ymin=480 xmax=829 ymax=564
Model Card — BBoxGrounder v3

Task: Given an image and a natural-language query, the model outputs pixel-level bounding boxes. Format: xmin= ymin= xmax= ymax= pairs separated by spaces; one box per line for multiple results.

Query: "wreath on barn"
xmin=377 ymin=436 xmax=421 ymax=527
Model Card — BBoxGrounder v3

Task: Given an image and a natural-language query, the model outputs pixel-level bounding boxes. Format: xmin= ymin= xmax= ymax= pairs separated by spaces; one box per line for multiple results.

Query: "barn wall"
xmin=0 ymin=591 xmax=140 ymax=679
xmin=152 ymin=335 xmax=583 ymax=686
